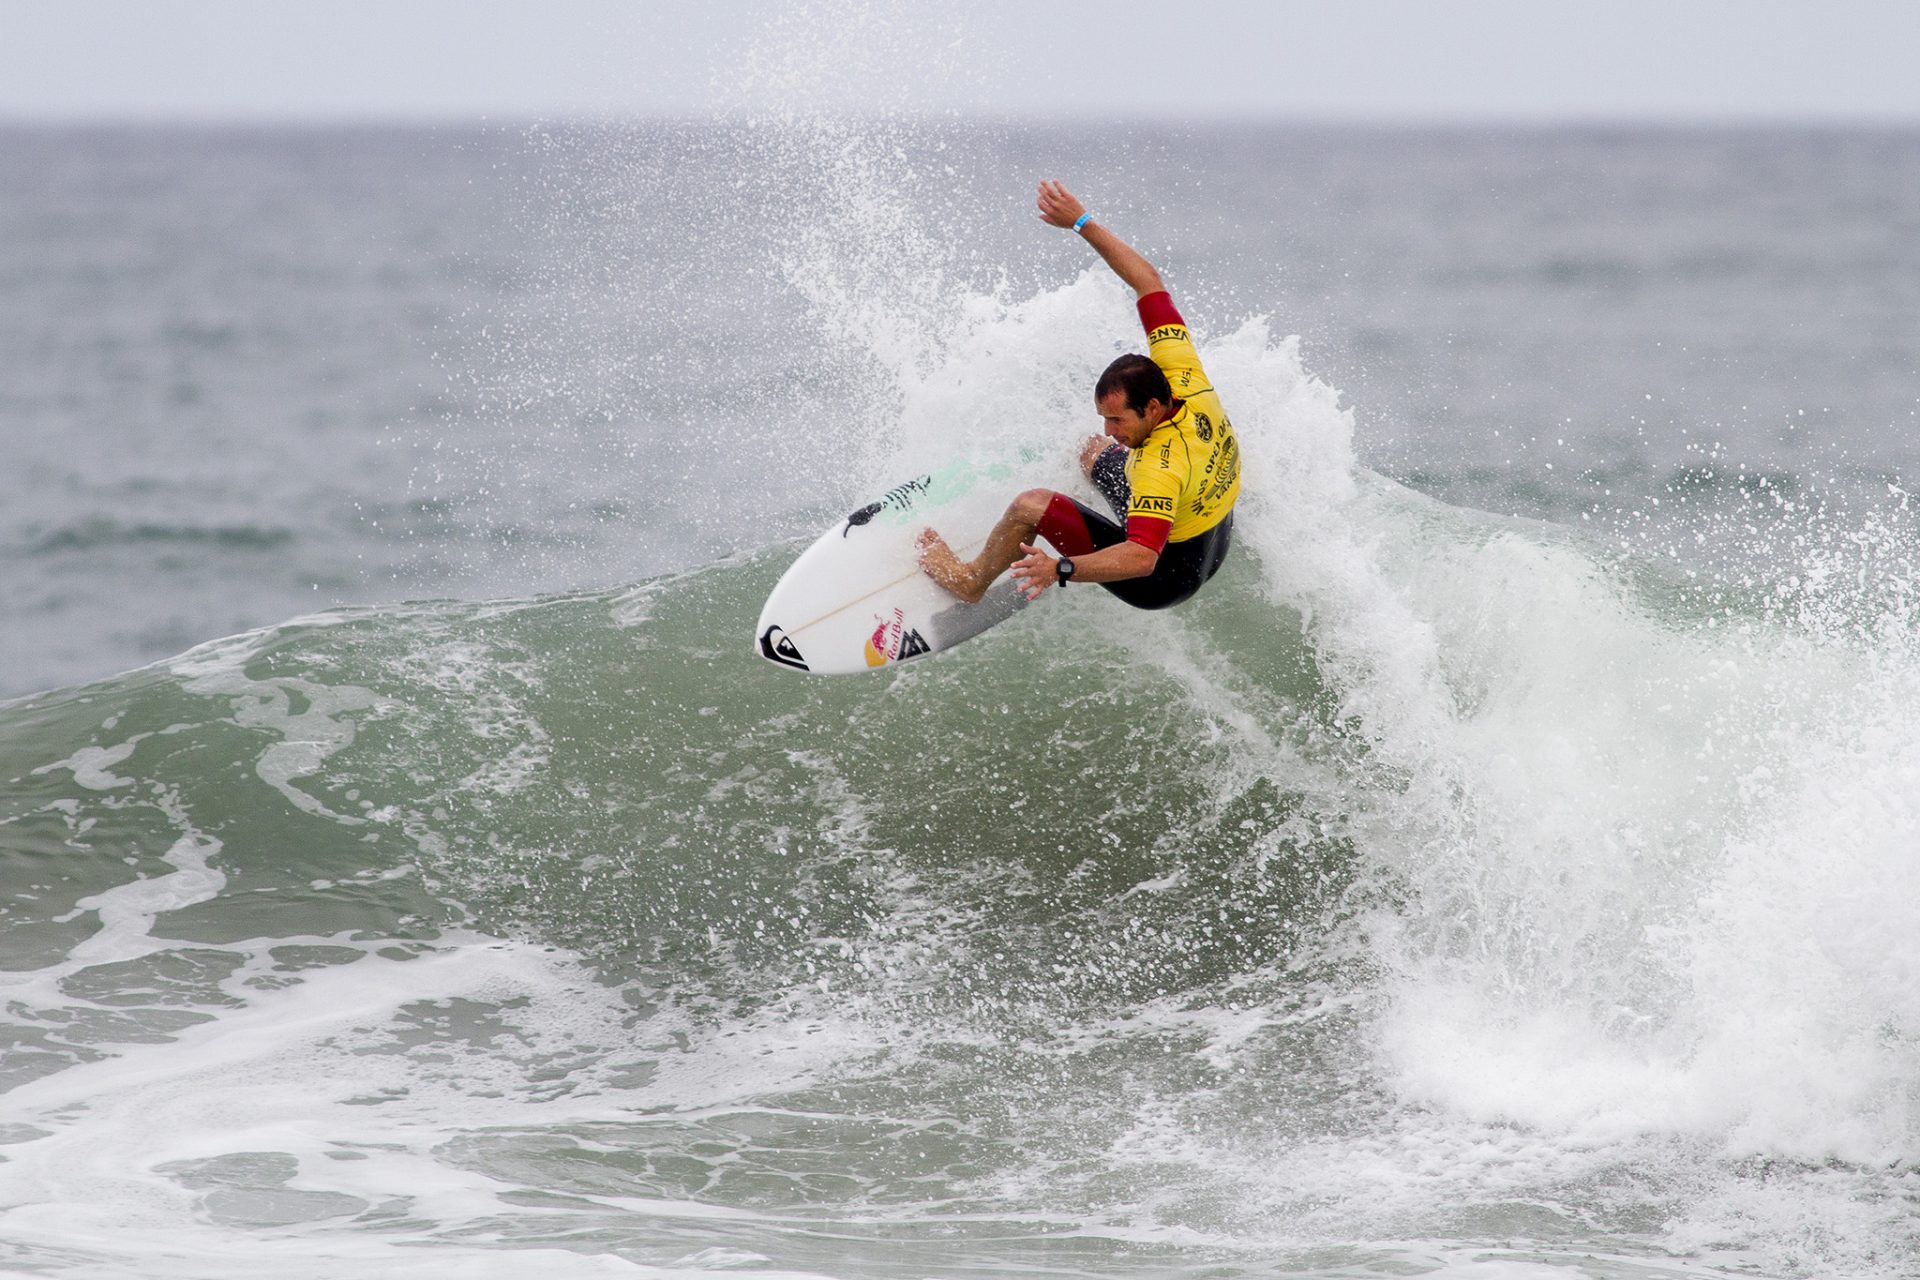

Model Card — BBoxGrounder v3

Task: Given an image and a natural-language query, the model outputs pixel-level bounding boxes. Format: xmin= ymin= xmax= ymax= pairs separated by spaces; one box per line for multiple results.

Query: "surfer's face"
xmin=1096 ymin=391 xmax=1167 ymax=448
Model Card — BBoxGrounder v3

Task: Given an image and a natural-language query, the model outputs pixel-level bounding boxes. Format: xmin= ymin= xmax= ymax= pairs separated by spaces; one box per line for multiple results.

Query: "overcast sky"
xmin=4 ymin=0 xmax=1919 ymax=124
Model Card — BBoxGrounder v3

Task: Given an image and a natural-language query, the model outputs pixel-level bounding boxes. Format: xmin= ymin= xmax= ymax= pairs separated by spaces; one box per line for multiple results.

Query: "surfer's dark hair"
xmin=1095 ymin=354 xmax=1173 ymax=414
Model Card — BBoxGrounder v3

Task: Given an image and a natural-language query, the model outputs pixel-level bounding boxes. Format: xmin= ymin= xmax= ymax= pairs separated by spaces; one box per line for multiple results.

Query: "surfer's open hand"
xmin=1037 ymin=180 xmax=1087 ymax=229
xmin=1010 ymin=542 xmax=1059 ymax=600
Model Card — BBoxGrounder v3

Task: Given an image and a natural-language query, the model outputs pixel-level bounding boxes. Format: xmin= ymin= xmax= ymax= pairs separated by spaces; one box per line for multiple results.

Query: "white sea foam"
xmin=0 ymin=931 xmax=889 ymax=1277
xmin=31 ymin=741 xmax=138 ymax=791
xmin=1196 ymin=285 xmax=1920 ymax=1264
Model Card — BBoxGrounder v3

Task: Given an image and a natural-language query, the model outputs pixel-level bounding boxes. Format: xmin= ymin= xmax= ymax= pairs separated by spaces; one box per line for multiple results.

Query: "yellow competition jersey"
xmin=1125 ymin=293 xmax=1240 ymax=543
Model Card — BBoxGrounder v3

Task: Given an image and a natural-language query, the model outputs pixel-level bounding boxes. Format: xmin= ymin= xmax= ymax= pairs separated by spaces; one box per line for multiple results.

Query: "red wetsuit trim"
xmin=1038 ymin=493 xmax=1096 ymax=556
xmin=1137 ymin=290 xmax=1184 ymax=335
xmin=1126 ymin=515 xmax=1172 ymax=555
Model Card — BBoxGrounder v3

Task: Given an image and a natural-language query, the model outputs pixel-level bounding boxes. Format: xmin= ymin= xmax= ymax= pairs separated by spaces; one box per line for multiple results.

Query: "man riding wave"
xmin=917 ymin=180 xmax=1239 ymax=608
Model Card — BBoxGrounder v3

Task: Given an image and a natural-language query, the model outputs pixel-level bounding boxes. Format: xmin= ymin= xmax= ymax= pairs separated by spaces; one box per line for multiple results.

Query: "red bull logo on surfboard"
xmin=863 ymin=608 xmax=931 ymax=668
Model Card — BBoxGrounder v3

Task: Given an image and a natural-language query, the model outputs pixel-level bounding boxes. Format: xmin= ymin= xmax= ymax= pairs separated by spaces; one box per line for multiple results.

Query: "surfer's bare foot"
xmin=916 ymin=528 xmax=987 ymax=604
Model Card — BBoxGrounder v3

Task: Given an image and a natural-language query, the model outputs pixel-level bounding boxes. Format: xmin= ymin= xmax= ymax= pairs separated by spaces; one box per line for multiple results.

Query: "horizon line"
xmin=6 ymin=107 xmax=1920 ymax=131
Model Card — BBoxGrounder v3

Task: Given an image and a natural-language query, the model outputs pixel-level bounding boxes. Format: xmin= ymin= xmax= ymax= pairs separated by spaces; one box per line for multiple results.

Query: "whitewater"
xmin=5 ymin=113 xmax=1920 ymax=1278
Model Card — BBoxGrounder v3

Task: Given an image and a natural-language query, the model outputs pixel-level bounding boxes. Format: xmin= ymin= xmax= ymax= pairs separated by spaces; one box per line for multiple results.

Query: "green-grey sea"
xmin=3 ymin=116 xmax=1919 ymax=1278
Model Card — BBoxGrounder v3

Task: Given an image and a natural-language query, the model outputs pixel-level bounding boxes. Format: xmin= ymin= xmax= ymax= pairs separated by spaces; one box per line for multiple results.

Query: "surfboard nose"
xmin=757 ymin=624 xmax=809 ymax=671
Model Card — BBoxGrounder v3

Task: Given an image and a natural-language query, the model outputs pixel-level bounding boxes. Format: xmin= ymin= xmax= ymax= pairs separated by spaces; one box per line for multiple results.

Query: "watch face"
xmin=1056 ymin=557 xmax=1074 ymax=583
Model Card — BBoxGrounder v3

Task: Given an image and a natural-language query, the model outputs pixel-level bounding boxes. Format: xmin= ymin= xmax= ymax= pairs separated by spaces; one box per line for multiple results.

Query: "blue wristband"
xmin=1072 ymin=211 xmax=1092 ymax=233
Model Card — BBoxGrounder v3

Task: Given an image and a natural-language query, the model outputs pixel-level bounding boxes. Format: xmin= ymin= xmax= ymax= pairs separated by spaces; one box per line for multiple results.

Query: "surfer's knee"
xmin=1078 ymin=435 xmax=1111 ymax=477
xmin=1009 ymin=488 xmax=1054 ymax=525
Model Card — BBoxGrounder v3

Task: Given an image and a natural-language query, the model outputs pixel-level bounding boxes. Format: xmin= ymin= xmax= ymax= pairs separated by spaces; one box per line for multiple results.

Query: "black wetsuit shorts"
xmin=1036 ymin=446 xmax=1234 ymax=611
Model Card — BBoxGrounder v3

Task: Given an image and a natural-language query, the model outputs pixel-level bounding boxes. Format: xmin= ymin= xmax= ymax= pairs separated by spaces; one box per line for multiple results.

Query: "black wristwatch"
xmin=1055 ymin=557 xmax=1076 ymax=587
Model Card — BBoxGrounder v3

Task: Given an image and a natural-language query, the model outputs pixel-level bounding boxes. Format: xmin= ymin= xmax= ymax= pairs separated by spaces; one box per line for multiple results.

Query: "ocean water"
xmin=4 ymin=115 xmax=1920 ymax=1280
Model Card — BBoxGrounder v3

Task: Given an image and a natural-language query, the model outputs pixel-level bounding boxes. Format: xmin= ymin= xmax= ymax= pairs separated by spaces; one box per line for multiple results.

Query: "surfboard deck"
xmin=755 ymin=457 xmax=1037 ymax=675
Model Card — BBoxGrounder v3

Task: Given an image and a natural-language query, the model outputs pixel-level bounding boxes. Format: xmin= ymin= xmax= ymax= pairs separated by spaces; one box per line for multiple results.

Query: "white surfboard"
xmin=755 ymin=456 xmax=1039 ymax=675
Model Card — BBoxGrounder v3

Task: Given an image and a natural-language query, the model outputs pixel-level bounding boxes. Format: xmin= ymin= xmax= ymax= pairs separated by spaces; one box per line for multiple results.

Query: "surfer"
xmin=917 ymin=180 xmax=1239 ymax=609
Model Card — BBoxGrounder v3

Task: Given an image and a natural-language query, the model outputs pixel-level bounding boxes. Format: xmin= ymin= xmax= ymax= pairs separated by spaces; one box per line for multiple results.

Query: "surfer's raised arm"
xmin=1036 ymin=180 xmax=1164 ymax=298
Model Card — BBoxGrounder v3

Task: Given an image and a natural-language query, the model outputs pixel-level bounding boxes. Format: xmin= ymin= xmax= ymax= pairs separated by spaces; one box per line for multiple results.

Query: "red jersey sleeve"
xmin=1126 ymin=515 xmax=1171 ymax=555
xmin=1137 ymin=291 xmax=1184 ymax=336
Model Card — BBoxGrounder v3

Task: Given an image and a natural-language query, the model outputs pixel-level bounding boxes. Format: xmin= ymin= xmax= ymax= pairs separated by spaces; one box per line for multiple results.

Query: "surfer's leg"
xmin=1088 ymin=445 xmax=1131 ymax=521
xmin=916 ymin=488 xmax=1054 ymax=604
xmin=1036 ymin=494 xmax=1123 ymax=559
